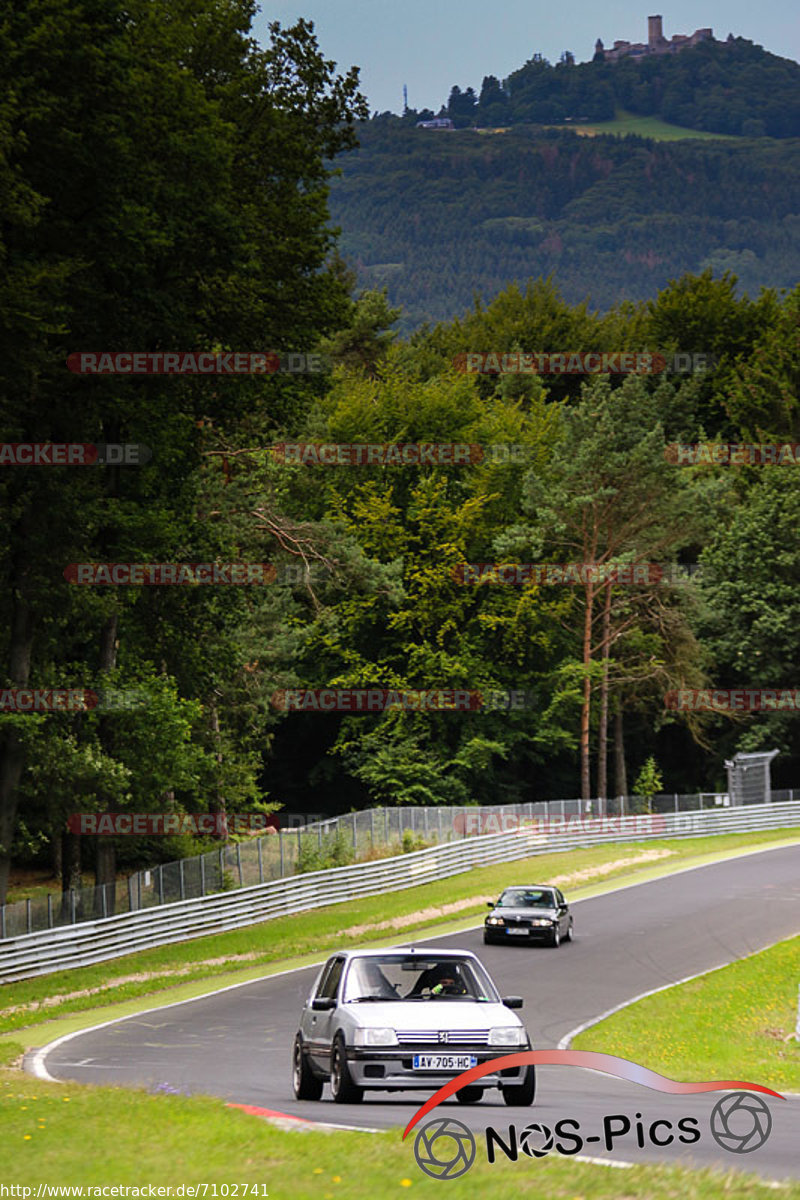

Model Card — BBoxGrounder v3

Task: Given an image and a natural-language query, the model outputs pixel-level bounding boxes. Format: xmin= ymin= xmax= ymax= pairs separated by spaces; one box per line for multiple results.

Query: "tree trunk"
xmin=52 ymin=829 xmax=63 ymax=883
xmin=60 ymin=830 xmax=82 ymax=920
xmin=209 ymin=701 xmax=227 ymax=837
xmin=0 ymin=584 xmax=34 ymax=905
xmin=94 ymin=611 xmax=119 ymax=912
xmin=614 ymin=705 xmax=628 ymax=800
xmin=596 ymin=582 xmax=613 ymax=801
xmin=580 ymin=583 xmax=596 ymax=800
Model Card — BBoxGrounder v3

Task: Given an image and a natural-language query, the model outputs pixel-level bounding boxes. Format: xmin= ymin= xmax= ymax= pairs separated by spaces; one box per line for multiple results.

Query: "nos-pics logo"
xmin=417 ymin=1099 xmax=772 ymax=1180
xmin=412 ymin=1094 xmax=773 ymax=1180
xmin=403 ymin=1051 xmax=782 ymax=1181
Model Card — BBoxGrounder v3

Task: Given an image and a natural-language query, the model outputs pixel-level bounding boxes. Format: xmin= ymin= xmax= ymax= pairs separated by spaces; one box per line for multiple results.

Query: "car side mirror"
xmin=502 ymin=996 xmax=523 ymax=1009
xmin=311 ymin=997 xmax=337 ymax=1011
xmin=486 ymin=901 xmax=495 ymax=908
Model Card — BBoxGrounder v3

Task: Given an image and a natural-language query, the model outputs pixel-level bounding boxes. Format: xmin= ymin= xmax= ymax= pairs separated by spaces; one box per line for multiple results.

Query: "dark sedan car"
xmin=484 ymin=885 xmax=573 ymax=947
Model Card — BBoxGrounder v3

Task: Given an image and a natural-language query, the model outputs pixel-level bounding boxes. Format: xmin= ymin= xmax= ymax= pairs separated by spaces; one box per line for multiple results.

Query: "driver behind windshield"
xmin=412 ymin=962 xmax=469 ymax=996
xmin=502 ymin=890 xmax=550 ymax=907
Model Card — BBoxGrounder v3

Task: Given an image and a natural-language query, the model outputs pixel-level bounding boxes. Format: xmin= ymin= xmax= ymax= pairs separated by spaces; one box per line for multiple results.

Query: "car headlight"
xmin=486 ymin=916 xmax=504 ymax=926
xmin=353 ymin=1027 xmax=398 ymax=1047
xmin=488 ymin=1026 xmax=528 ymax=1046
xmin=531 ymin=918 xmax=552 ymax=926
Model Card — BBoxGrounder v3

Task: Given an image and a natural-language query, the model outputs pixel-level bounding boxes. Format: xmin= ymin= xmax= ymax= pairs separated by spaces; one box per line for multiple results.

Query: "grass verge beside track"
xmin=1 ymin=827 xmax=799 ymax=1044
xmin=0 ymin=1066 xmax=797 ymax=1196
xmin=573 ymin=933 xmax=800 ymax=1091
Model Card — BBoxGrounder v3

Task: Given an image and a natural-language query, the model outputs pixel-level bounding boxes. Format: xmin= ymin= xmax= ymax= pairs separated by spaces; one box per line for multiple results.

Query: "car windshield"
xmin=342 ymin=955 xmax=500 ymax=1003
xmin=498 ymin=888 xmax=555 ymax=908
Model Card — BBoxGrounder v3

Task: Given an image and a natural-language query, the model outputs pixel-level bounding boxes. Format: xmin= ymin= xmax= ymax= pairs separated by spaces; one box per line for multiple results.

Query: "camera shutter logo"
xmin=414 ymin=1118 xmax=476 ymax=1179
xmin=519 ymin=1122 xmax=555 ymax=1158
xmin=710 ymin=1093 xmax=772 ymax=1153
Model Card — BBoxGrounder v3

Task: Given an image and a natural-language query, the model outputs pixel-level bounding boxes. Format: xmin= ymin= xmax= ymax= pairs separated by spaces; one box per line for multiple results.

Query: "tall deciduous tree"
xmin=520 ymin=376 xmax=700 ymax=798
xmin=0 ymin=0 xmax=367 ymax=902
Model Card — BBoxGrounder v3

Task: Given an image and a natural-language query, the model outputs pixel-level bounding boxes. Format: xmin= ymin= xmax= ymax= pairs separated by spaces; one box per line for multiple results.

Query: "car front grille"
xmin=395 ymin=1030 xmax=490 ymax=1045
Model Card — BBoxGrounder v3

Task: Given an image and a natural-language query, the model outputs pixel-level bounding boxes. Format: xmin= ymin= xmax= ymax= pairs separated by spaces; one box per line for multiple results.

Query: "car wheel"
xmin=330 ymin=1034 xmax=363 ymax=1104
xmin=551 ymin=925 xmax=561 ymax=948
xmin=292 ymin=1034 xmax=323 ymax=1101
xmin=455 ymin=1086 xmax=484 ymax=1104
xmin=502 ymin=1065 xmax=536 ymax=1106
xmin=483 ymin=931 xmax=494 ymax=945
xmin=565 ymin=920 xmax=573 ymax=942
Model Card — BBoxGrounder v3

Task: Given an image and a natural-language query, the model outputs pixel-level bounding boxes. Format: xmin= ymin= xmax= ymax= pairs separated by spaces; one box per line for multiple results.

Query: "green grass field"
xmin=2 ymin=828 xmax=799 ymax=1040
xmin=545 ymin=108 xmax=738 ymax=141
xmin=573 ymin=932 xmax=800 ymax=1091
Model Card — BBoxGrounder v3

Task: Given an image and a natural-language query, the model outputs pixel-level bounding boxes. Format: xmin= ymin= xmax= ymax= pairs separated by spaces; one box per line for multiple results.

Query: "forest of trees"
xmin=329 ymin=123 xmax=800 ymax=332
xmin=2 ymin=1 xmax=799 ymax=902
xmin=414 ymin=38 xmax=800 ymax=138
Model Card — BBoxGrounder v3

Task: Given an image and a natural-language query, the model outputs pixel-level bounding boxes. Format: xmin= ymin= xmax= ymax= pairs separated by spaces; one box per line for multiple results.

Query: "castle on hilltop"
xmin=595 ymin=15 xmax=713 ymax=63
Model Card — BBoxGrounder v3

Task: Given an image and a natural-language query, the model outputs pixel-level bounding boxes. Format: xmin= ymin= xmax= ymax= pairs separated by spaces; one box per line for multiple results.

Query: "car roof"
xmin=331 ymin=947 xmax=480 ymax=962
xmin=500 ymin=884 xmax=557 ymax=890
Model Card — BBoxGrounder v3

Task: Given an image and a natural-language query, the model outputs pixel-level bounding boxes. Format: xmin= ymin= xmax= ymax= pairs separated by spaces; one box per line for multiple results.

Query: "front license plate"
xmin=412 ymin=1054 xmax=478 ymax=1071
xmin=506 ymin=927 xmax=529 ymax=935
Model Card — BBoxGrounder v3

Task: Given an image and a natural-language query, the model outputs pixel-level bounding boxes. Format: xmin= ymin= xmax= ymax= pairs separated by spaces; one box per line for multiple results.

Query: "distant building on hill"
xmin=595 ymin=14 xmax=713 ymax=63
xmin=416 ymin=117 xmax=456 ymax=130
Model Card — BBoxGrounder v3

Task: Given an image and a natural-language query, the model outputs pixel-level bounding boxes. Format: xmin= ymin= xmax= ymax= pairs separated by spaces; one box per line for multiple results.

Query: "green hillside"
xmin=329 ymin=123 xmax=800 ymax=330
xmin=430 ymin=37 xmax=800 ymax=138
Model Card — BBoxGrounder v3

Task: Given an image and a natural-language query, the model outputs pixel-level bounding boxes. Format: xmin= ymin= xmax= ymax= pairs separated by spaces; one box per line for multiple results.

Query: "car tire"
xmin=550 ymin=925 xmax=561 ymax=948
xmin=330 ymin=1034 xmax=363 ymax=1104
xmin=502 ymin=1065 xmax=536 ymax=1106
xmin=455 ymin=1086 xmax=484 ymax=1104
xmin=292 ymin=1034 xmax=323 ymax=1101
xmin=565 ymin=920 xmax=573 ymax=942
xmin=483 ymin=931 xmax=494 ymax=945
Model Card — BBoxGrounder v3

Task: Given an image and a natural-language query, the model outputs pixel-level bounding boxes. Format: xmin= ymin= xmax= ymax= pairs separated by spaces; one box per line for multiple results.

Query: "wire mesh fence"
xmin=2 ymin=786 xmax=796 ymax=939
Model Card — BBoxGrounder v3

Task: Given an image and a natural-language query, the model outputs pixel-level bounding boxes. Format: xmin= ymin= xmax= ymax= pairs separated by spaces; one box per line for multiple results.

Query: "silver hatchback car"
xmin=292 ymin=947 xmax=535 ymax=1105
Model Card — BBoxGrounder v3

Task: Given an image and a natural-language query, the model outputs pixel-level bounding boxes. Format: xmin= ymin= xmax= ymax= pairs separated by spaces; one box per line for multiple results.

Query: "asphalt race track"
xmin=35 ymin=845 xmax=800 ymax=1181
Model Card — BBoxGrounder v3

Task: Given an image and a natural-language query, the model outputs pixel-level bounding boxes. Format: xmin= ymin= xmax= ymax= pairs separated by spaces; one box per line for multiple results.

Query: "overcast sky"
xmin=255 ymin=0 xmax=800 ymax=115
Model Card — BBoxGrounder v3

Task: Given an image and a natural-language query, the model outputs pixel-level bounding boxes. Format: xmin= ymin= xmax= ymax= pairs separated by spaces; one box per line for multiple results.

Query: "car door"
xmin=555 ymin=889 xmax=569 ymax=933
xmin=306 ymin=956 xmax=345 ymax=1072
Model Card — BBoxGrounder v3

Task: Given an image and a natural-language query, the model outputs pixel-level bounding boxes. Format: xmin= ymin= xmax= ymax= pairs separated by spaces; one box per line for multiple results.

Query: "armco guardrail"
xmin=6 ymin=787 xmax=797 ymax=939
xmin=1 ymin=800 xmax=799 ymax=983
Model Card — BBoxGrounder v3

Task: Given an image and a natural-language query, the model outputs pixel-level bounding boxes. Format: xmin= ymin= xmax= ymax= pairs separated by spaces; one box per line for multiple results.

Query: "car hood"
xmin=344 ymin=1000 xmax=525 ymax=1029
xmin=488 ymin=906 xmax=557 ymax=919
